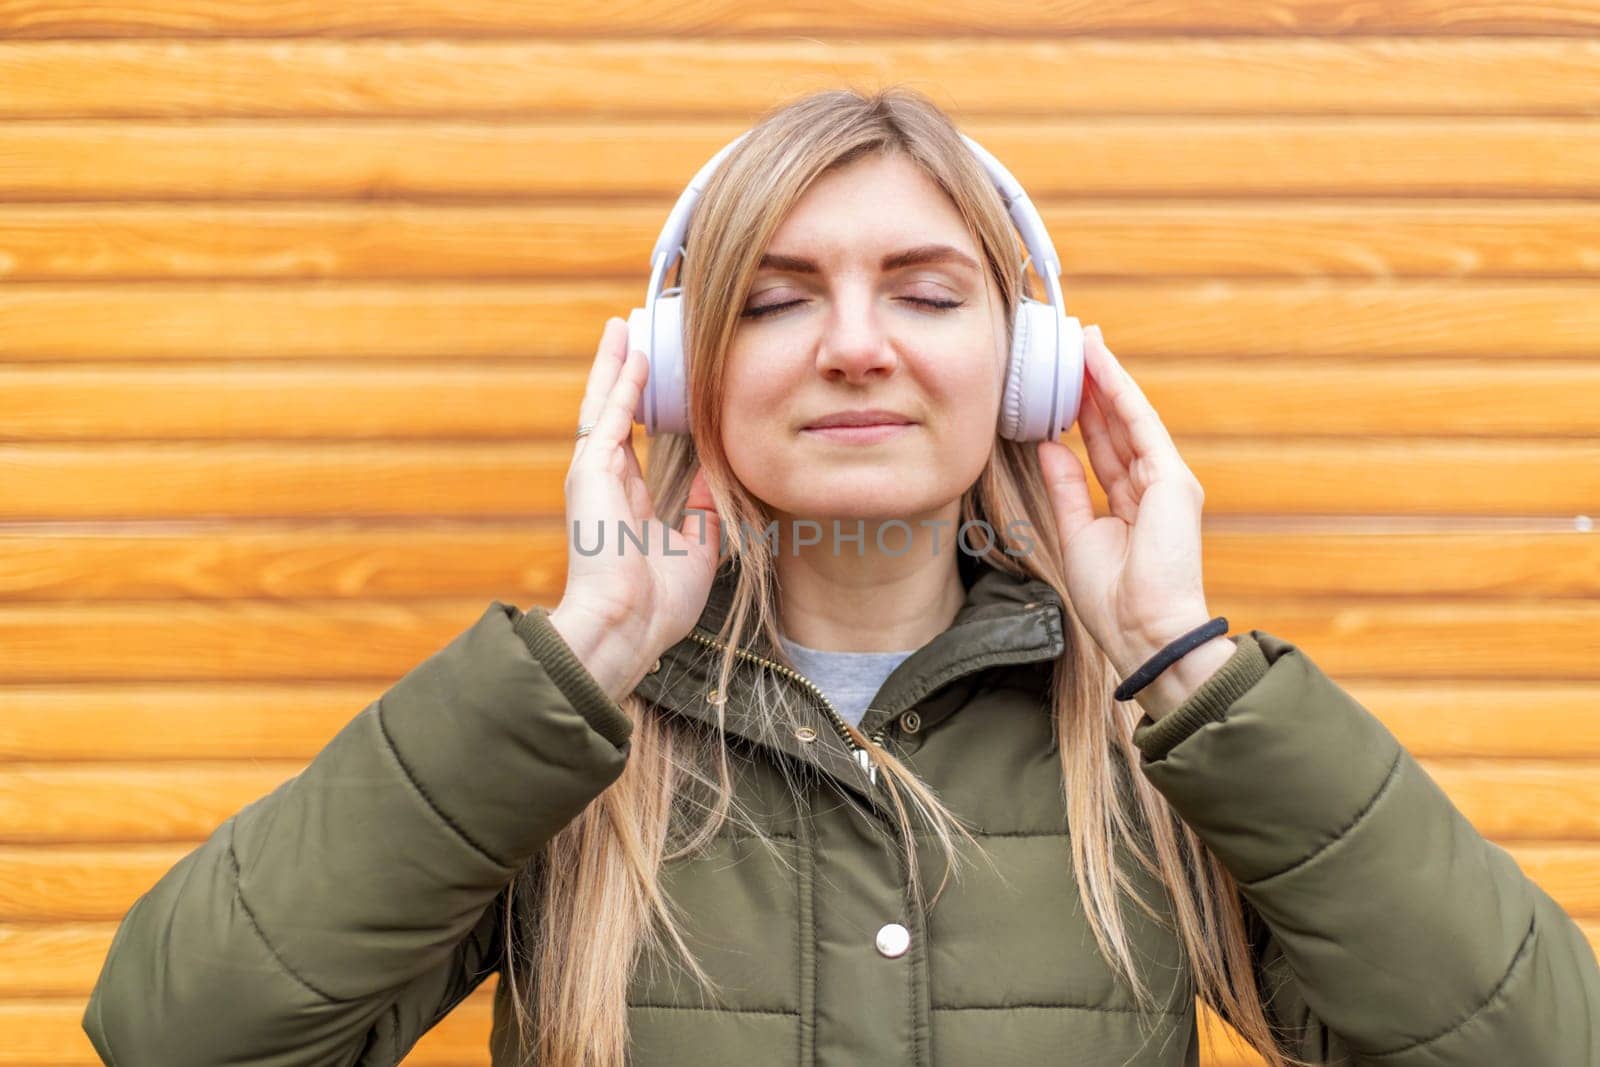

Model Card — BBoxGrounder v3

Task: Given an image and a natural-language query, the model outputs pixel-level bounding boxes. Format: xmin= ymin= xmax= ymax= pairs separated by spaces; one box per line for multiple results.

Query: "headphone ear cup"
xmin=998 ymin=299 xmax=1033 ymax=441
xmin=627 ymin=304 xmax=649 ymax=427
xmin=1000 ymin=298 xmax=1085 ymax=442
xmin=629 ymin=295 xmax=690 ymax=436
xmin=1057 ymin=315 xmax=1085 ymax=439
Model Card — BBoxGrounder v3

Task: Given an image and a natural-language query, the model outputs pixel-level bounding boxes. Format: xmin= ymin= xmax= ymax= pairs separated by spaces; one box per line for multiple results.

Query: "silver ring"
xmin=575 ymin=422 xmax=597 ymax=440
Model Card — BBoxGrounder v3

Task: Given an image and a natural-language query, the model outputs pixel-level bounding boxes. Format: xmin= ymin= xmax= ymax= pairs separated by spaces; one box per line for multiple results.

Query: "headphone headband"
xmin=645 ymin=130 xmax=1064 ymax=312
xmin=629 ymin=125 xmax=1082 ymax=441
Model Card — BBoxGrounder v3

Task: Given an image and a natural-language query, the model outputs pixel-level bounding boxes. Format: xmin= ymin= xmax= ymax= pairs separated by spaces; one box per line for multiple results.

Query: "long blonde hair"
xmin=500 ymin=86 xmax=1310 ymax=1067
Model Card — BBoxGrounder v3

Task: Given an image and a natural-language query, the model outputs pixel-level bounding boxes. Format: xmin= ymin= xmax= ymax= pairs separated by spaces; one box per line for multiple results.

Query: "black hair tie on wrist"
xmin=1113 ymin=616 xmax=1229 ymax=702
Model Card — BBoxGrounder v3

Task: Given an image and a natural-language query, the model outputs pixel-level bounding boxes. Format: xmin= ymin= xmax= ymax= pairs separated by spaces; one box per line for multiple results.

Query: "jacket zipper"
xmin=686 ymin=628 xmax=889 ymax=786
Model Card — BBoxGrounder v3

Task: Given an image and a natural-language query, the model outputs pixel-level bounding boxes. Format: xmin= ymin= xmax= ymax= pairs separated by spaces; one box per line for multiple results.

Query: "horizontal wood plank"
xmin=4 ymin=841 xmax=1594 ymax=924
xmin=5 ymin=933 xmax=1597 ymax=1065
xmin=0 ymin=528 xmax=1594 ymax=604
xmin=3 ymin=39 xmax=1599 ymax=119
xmin=2 ymin=438 xmax=1596 ymax=519
xmin=0 ymin=441 xmax=577 ymax=519
xmin=0 ymin=598 xmax=528 ymax=683
xmin=3 ymin=597 xmax=1599 ymax=684
xmin=3 ymin=359 xmax=1598 ymax=439
xmin=1 ymin=677 xmax=1596 ymax=763
xmin=0 ymin=994 xmax=489 ymax=1064
xmin=0 ymin=281 xmax=623 ymax=361
xmin=0 ymin=522 xmax=574 ymax=602
xmin=2 ymin=120 xmax=1599 ymax=201
xmin=5 ymin=675 xmax=1595 ymax=763
xmin=3 ymin=0 xmax=1600 ymax=38
xmin=7 ymin=201 xmax=1600 ymax=282
xmin=4 ymin=281 xmax=1598 ymax=362
xmin=0 ymin=364 xmax=586 ymax=439
xmin=3 ymin=758 xmax=1599 ymax=844
xmin=0 ymin=844 xmax=198 ymax=921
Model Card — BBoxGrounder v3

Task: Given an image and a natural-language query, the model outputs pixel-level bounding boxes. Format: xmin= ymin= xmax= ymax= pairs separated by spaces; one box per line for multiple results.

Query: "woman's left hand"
xmin=1036 ymin=325 xmax=1220 ymax=690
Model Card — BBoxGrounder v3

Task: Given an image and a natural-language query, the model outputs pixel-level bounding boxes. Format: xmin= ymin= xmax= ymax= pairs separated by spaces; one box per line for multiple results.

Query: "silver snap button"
xmin=875 ymin=922 xmax=910 ymax=958
xmin=1022 ymin=601 xmax=1038 ymax=610
xmin=705 ymin=688 xmax=726 ymax=705
xmin=898 ymin=711 xmax=922 ymax=733
xmin=794 ymin=726 xmax=818 ymax=743
xmin=648 ymin=657 xmax=662 ymax=674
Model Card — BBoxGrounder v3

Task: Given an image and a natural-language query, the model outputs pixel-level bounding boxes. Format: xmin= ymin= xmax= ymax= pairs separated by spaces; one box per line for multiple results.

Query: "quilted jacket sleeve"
xmin=1131 ymin=630 xmax=1600 ymax=1065
xmin=82 ymin=602 xmax=633 ymax=1067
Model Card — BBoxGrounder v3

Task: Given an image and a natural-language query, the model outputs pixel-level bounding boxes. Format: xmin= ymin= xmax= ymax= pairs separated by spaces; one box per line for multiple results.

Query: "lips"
xmin=802 ymin=409 xmax=914 ymax=429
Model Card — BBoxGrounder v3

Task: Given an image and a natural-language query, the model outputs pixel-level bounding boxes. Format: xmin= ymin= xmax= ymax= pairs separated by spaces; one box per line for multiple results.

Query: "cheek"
xmin=717 ymin=359 xmax=795 ymax=482
xmin=721 ymin=364 xmax=779 ymax=437
xmin=944 ymin=346 xmax=1007 ymax=413
xmin=723 ymin=338 xmax=812 ymax=419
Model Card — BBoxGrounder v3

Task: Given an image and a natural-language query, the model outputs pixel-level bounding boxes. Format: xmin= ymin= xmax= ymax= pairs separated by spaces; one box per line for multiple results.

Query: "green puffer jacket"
xmin=84 ymin=560 xmax=1600 ymax=1065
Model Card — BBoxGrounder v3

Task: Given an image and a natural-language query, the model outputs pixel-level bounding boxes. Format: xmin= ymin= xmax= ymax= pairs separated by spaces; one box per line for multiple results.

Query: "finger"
xmin=1083 ymin=326 xmax=1188 ymax=481
xmin=1083 ymin=345 xmax=1135 ymax=468
xmin=1076 ymin=373 xmax=1129 ymax=493
xmin=579 ymin=317 xmax=629 ymax=421
xmin=620 ymin=428 xmax=657 ymax=520
xmin=577 ymin=345 xmax=649 ymax=468
xmin=1079 ymin=382 xmax=1143 ymax=521
xmin=1082 ymin=327 xmax=1144 ymax=463
xmin=573 ymin=317 xmax=630 ymax=460
xmin=1038 ymin=440 xmax=1095 ymax=544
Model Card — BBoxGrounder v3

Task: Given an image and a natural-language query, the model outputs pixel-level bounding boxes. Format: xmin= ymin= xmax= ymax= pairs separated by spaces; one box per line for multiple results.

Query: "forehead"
xmin=758 ymin=151 xmax=982 ymax=272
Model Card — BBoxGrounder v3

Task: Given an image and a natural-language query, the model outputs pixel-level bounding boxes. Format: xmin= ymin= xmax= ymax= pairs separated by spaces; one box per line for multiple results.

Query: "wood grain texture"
xmin=3 ymin=13 xmax=1597 ymax=1066
xmin=3 ymin=119 xmax=1600 ymax=201
xmin=2 ymin=438 xmax=1596 ymax=518
xmin=7 ymin=758 xmax=1599 ymax=845
xmin=1 ymin=528 xmax=1594 ymax=602
xmin=7 ymin=951 xmax=1600 ymax=1067
xmin=4 ymin=0 xmax=1600 ymax=38
xmin=3 ymin=359 xmax=1599 ymax=439
xmin=4 ymin=281 xmax=1598 ymax=362
xmin=2 ymin=840 xmax=1595 ymax=924
xmin=2 ymin=39 xmax=1599 ymax=118
xmin=4 ymin=201 xmax=1600 ymax=282
xmin=3 ymin=675 xmax=1597 ymax=762
xmin=3 ymin=598 xmax=1600 ymax=683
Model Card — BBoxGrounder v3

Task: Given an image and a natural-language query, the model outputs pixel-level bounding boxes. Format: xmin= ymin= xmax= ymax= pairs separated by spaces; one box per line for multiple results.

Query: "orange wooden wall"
xmin=2 ymin=4 xmax=1598 ymax=1064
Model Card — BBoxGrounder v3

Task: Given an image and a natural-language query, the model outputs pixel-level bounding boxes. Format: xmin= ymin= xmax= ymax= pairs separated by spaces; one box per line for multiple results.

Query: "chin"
xmin=782 ymin=486 xmax=947 ymax=524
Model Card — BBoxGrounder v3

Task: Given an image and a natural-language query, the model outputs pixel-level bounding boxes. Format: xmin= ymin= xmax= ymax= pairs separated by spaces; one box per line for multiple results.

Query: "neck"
xmin=771 ymin=509 xmax=968 ymax=653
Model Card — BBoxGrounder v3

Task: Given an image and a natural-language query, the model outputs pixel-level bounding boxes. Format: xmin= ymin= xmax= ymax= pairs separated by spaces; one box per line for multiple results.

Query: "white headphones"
xmin=628 ymin=130 xmax=1084 ymax=442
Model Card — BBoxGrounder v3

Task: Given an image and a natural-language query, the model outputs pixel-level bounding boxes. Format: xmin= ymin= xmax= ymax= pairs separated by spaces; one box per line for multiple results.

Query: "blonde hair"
xmin=500 ymin=86 xmax=1310 ymax=1067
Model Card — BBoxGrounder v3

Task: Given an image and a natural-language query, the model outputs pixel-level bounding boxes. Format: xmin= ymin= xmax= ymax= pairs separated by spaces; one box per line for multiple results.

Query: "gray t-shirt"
xmin=776 ymin=631 xmax=918 ymax=728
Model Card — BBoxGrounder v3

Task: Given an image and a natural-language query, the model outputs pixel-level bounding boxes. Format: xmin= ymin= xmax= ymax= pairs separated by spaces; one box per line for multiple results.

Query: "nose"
xmin=813 ymin=287 xmax=899 ymax=383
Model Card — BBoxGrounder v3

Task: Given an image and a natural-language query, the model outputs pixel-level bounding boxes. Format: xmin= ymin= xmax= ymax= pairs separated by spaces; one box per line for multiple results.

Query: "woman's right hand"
xmin=546 ymin=317 xmax=725 ymax=703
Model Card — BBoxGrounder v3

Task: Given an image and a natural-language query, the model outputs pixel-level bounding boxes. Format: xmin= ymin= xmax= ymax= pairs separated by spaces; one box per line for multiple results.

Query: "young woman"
xmin=85 ymin=88 xmax=1598 ymax=1067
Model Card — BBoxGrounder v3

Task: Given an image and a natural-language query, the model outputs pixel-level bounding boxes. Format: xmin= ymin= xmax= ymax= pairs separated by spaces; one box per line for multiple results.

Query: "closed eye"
xmin=740 ymin=296 xmax=965 ymax=320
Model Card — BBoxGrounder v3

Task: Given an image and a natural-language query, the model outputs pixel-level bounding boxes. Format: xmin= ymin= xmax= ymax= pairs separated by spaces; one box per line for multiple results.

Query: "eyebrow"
xmin=756 ymin=243 xmax=981 ymax=276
